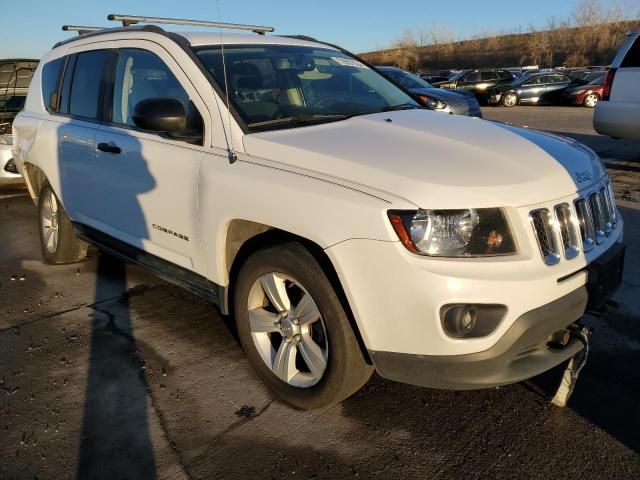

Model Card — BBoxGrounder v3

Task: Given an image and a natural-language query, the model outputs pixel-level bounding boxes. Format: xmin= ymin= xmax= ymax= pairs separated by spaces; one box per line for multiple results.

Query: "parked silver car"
xmin=376 ymin=66 xmax=482 ymax=117
xmin=0 ymin=59 xmax=38 ymax=186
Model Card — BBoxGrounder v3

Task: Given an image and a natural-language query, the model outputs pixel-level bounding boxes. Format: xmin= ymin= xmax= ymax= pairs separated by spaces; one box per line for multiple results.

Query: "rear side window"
xmin=480 ymin=71 xmax=497 ymax=81
xmin=620 ymin=36 xmax=640 ymax=68
xmin=464 ymin=72 xmax=480 ymax=82
xmin=69 ymin=50 xmax=108 ymax=120
xmin=41 ymin=58 xmax=64 ymax=112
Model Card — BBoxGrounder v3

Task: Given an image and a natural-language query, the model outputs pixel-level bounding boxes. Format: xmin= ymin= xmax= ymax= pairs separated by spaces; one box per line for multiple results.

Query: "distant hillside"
xmin=361 ymin=20 xmax=639 ymax=70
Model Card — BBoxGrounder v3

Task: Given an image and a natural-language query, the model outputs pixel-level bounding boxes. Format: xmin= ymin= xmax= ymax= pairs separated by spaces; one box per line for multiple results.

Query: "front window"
xmin=193 ymin=44 xmax=419 ymax=131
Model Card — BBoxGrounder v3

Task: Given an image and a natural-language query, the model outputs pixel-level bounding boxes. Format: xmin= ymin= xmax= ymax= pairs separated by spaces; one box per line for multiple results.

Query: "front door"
xmin=87 ymin=45 xmax=209 ymax=274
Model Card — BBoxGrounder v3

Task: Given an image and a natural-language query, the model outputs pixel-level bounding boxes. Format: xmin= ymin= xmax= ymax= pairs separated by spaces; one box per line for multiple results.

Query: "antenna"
xmin=215 ymin=1 xmax=238 ymax=164
xmin=62 ymin=25 xmax=104 ymax=35
xmin=106 ymin=14 xmax=274 ymax=35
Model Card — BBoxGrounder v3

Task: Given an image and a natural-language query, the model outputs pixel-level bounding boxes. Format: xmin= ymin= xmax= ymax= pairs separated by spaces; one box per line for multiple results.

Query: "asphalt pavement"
xmin=1 ymin=106 xmax=639 ymax=479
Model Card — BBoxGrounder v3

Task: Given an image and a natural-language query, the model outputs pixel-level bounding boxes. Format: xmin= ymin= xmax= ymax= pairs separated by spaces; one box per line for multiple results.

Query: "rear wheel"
xmin=583 ymin=93 xmax=599 ymax=108
xmin=233 ymin=242 xmax=372 ymax=409
xmin=38 ymin=183 xmax=88 ymax=264
xmin=502 ymin=92 xmax=518 ymax=107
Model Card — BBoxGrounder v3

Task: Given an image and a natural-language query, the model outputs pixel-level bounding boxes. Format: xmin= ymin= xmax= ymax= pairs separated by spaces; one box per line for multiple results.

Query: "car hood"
xmin=410 ymin=87 xmax=476 ymax=104
xmin=242 ymin=110 xmax=605 ymax=209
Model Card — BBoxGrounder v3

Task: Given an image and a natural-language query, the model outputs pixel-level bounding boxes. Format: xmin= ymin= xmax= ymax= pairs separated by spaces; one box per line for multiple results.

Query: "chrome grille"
xmin=554 ymin=203 xmax=580 ymax=259
xmin=530 ymin=178 xmax=618 ymax=265
xmin=530 ymin=209 xmax=560 ymax=265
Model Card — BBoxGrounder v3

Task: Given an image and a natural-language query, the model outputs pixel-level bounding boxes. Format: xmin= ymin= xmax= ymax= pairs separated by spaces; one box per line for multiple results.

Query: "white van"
xmin=13 ymin=15 xmax=625 ymax=409
xmin=594 ymin=28 xmax=640 ymax=140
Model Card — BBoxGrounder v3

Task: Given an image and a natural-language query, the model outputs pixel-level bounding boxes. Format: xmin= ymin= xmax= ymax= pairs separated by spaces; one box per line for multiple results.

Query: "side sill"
xmin=73 ymin=222 xmax=227 ymax=312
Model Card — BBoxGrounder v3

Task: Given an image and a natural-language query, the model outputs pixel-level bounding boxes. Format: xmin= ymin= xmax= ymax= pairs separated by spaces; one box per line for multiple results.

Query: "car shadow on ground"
xmin=76 ymin=254 xmax=157 ymax=479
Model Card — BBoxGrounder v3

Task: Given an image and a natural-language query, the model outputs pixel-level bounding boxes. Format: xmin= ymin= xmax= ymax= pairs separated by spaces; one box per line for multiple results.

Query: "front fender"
xmin=197 ymin=152 xmax=415 ymax=286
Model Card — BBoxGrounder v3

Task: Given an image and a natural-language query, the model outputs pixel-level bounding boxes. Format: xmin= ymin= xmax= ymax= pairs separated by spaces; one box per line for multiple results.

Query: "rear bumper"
xmin=594 ymin=101 xmax=640 ymax=140
xmin=369 ymin=286 xmax=587 ymax=390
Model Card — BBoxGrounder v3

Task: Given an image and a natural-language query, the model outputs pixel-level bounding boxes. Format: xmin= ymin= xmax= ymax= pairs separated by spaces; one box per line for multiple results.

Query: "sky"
xmin=0 ymin=0 xmax=637 ymax=59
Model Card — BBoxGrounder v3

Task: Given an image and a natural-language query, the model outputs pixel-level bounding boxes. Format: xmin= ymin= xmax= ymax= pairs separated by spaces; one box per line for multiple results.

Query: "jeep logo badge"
xmin=574 ymin=170 xmax=592 ymax=184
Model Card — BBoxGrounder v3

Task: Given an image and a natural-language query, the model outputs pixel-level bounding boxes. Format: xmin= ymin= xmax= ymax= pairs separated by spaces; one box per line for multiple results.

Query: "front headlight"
xmin=418 ymin=95 xmax=447 ymax=110
xmin=0 ymin=134 xmax=12 ymax=146
xmin=388 ymin=208 xmax=517 ymax=257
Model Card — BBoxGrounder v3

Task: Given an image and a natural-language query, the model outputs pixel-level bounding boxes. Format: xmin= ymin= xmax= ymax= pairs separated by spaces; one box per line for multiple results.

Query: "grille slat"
xmin=589 ymin=192 xmax=606 ymax=244
xmin=574 ymin=198 xmax=595 ymax=252
xmin=554 ymin=203 xmax=580 ymax=259
xmin=530 ymin=209 xmax=560 ymax=265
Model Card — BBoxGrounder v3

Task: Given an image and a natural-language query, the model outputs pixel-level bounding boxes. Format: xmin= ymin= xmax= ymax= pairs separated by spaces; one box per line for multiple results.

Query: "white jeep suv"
xmin=13 ymin=16 xmax=625 ymax=409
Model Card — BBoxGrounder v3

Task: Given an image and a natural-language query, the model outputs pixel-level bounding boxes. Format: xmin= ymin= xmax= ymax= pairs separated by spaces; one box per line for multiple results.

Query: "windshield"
xmin=382 ymin=69 xmax=433 ymax=89
xmin=193 ymin=44 xmax=419 ymax=130
xmin=447 ymin=70 xmax=466 ymax=82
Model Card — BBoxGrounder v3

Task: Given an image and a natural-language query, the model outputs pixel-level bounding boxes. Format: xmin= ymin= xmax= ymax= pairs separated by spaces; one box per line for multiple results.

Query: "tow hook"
xmin=551 ymin=324 xmax=592 ymax=407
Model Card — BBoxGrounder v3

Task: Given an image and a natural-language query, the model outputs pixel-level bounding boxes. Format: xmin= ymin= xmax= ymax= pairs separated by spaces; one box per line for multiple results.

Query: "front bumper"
xmin=369 ymin=286 xmax=587 ymax=389
xmin=0 ymin=145 xmax=23 ymax=185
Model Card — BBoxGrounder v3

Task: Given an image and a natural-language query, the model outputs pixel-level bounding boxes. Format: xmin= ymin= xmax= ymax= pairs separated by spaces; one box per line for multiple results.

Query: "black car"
xmin=376 ymin=66 xmax=482 ymax=117
xmin=434 ymin=69 xmax=515 ymax=101
xmin=487 ymin=72 xmax=573 ymax=107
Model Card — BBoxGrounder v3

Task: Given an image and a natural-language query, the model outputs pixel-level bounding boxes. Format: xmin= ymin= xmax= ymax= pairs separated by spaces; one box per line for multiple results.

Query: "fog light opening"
xmin=443 ymin=305 xmax=477 ymax=338
xmin=440 ymin=303 xmax=506 ymax=339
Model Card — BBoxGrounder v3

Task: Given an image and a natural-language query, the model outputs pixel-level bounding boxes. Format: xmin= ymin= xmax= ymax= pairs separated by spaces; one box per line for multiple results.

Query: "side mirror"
xmin=132 ymin=97 xmax=187 ymax=132
xmin=132 ymin=97 xmax=202 ymax=145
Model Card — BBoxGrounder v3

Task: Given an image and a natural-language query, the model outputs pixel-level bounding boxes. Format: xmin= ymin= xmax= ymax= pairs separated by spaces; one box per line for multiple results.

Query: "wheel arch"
xmin=22 ymin=162 xmax=48 ymax=205
xmin=223 ymin=220 xmax=372 ymax=364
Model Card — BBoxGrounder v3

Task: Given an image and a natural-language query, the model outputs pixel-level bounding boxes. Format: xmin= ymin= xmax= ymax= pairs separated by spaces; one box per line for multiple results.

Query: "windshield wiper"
xmin=248 ymin=114 xmax=349 ymax=129
xmin=382 ymin=103 xmax=422 ymax=112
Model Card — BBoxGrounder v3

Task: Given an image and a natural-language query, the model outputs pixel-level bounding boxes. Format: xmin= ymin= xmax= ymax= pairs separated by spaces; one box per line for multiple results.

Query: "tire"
xmin=583 ymin=93 xmax=599 ymax=108
xmin=233 ymin=242 xmax=373 ymax=409
xmin=502 ymin=92 xmax=518 ymax=107
xmin=38 ymin=183 xmax=88 ymax=264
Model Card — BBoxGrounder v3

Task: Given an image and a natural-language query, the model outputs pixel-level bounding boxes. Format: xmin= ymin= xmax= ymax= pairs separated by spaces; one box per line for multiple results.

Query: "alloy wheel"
xmin=247 ymin=272 xmax=328 ymax=388
xmin=503 ymin=93 xmax=517 ymax=107
xmin=41 ymin=189 xmax=59 ymax=254
xmin=584 ymin=94 xmax=599 ymax=108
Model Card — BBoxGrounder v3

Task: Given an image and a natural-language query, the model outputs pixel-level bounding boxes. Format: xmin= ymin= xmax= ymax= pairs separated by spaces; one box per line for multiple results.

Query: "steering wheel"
xmin=308 ymin=97 xmax=341 ymax=110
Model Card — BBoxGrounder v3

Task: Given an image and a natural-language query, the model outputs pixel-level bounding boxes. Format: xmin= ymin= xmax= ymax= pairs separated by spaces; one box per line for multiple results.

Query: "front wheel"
xmin=38 ymin=183 xmax=88 ymax=264
xmin=233 ymin=242 xmax=372 ymax=409
xmin=583 ymin=93 xmax=599 ymax=108
xmin=502 ymin=92 xmax=518 ymax=107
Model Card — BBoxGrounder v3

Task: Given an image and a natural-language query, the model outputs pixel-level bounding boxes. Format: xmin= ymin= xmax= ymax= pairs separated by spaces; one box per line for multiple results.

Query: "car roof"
xmin=179 ymin=31 xmax=335 ymax=49
xmin=53 ymin=26 xmax=336 ymax=52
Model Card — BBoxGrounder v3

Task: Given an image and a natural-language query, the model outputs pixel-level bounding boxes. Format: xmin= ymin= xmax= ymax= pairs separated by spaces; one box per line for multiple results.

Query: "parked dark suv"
xmin=434 ymin=69 xmax=515 ymax=102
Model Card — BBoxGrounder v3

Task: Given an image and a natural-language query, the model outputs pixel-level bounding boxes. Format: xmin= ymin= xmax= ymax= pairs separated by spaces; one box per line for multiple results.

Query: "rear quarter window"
xmin=41 ymin=58 xmax=64 ymax=112
xmin=620 ymin=36 xmax=640 ymax=68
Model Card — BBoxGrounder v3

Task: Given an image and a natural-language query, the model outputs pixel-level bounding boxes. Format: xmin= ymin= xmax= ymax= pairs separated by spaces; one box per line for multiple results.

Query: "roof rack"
xmin=106 ymin=14 xmax=274 ymax=35
xmin=62 ymin=25 xmax=104 ymax=36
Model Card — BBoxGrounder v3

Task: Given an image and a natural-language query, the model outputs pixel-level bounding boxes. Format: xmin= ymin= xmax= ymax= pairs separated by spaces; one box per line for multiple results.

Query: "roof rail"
xmin=107 ymin=14 xmax=274 ymax=35
xmin=62 ymin=25 xmax=104 ymax=36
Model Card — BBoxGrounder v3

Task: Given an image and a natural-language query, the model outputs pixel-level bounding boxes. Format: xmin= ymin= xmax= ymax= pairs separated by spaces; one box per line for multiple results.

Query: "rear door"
xmin=520 ymin=75 xmax=547 ymax=103
xmin=57 ymin=48 xmax=111 ymax=217
xmin=89 ymin=43 xmax=209 ymax=274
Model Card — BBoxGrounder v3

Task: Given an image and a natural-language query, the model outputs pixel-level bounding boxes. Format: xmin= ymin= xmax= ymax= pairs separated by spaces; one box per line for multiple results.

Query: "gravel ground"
xmin=1 ymin=107 xmax=639 ymax=479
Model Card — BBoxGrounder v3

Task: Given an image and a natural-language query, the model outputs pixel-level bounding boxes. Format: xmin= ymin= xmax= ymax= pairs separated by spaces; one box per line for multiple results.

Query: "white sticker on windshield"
xmin=331 ymin=57 xmax=368 ymax=69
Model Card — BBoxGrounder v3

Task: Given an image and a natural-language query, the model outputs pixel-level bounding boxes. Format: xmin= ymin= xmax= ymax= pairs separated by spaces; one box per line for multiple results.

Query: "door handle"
xmin=97 ymin=142 xmax=121 ymax=154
